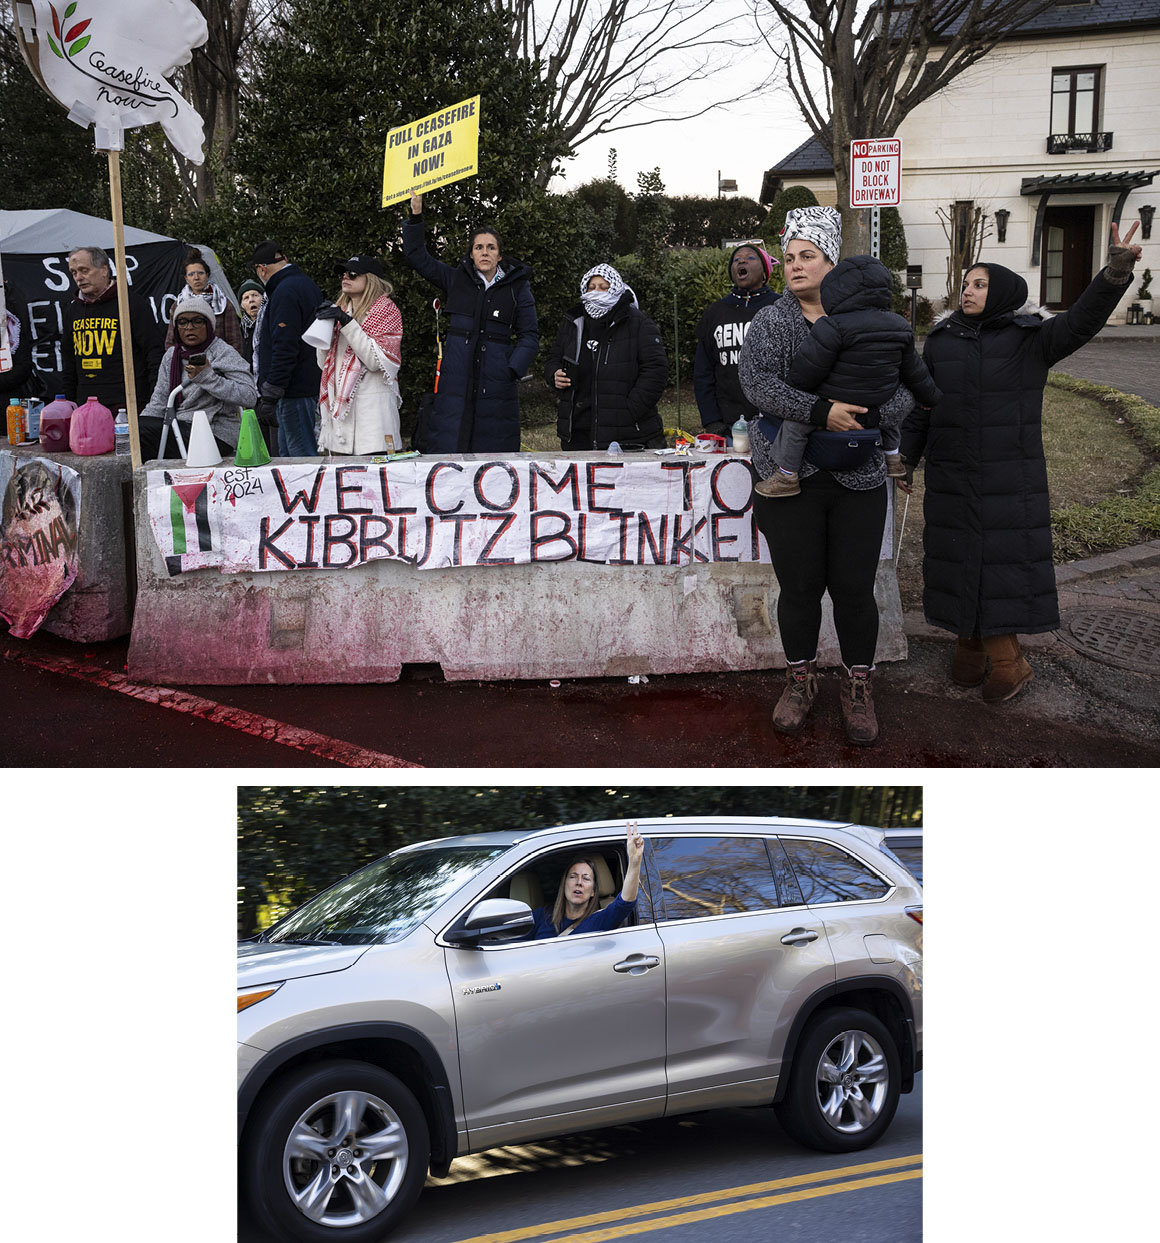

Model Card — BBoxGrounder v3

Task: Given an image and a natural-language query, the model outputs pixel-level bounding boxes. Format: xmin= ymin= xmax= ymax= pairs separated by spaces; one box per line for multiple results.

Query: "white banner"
xmin=147 ymin=456 xmax=769 ymax=575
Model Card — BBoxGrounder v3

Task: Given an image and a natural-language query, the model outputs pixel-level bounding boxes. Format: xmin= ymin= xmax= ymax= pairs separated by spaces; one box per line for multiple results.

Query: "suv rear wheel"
xmin=244 ymin=1061 xmax=430 ymax=1242
xmin=775 ymin=1007 xmax=901 ymax=1152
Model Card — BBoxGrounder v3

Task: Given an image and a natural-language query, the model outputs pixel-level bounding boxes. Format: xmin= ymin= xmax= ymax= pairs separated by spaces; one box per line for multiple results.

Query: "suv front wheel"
xmin=244 ymin=1061 xmax=430 ymax=1243
xmin=775 ymin=1007 xmax=901 ymax=1152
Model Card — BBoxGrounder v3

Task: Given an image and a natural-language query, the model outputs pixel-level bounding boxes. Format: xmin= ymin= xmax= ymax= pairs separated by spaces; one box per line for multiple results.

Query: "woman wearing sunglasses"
xmin=312 ymin=255 xmax=403 ymax=455
xmin=137 ymin=297 xmax=258 ymax=460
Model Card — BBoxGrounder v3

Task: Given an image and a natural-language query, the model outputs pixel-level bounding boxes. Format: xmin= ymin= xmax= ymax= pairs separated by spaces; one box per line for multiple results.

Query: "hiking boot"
xmin=772 ymin=659 xmax=818 ymax=733
xmin=951 ymin=636 xmax=987 ymax=687
xmin=885 ymin=454 xmax=907 ymax=478
xmin=981 ymin=634 xmax=1033 ymax=703
xmin=755 ymin=470 xmax=801 ymax=498
xmin=840 ymin=664 xmax=879 ymax=745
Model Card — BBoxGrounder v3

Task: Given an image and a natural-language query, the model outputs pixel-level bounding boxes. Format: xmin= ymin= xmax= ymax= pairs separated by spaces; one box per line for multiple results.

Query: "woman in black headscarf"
xmin=901 ymin=222 xmax=1141 ymax=703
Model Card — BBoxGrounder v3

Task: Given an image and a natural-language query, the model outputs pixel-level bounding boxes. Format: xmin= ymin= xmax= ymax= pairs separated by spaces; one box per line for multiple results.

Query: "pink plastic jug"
xmin=69 ymin=395 xmax=116 ymax=455
xmin=39 ymin=395 xmax=76 ymax=453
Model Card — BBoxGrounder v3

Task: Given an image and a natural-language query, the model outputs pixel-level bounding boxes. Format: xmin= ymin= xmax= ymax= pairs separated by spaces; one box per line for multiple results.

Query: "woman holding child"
xmin=739 ymin=206 xmax=920 ymax=745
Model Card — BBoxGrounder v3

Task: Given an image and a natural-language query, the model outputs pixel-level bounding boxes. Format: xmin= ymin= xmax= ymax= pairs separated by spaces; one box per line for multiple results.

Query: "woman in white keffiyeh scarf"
xmin=316 ymin=255 xmax=403 ymax=456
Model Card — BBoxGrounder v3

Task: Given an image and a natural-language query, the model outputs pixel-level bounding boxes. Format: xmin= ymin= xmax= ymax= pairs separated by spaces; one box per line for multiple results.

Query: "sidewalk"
xmin=901 ymin=540 xmax=1160 ymax=748
xmin=1050 ymin=323 xmax=1160 ymax=404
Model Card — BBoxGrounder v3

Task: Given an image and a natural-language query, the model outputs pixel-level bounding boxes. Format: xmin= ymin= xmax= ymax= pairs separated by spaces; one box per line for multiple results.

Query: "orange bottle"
xmin=5 ymin=400 xmax=26 ymax=446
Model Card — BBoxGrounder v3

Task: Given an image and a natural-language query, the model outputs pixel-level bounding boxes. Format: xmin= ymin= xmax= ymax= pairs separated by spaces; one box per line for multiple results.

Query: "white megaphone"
xmin=184 ymin=409 xmax=223 ymax=467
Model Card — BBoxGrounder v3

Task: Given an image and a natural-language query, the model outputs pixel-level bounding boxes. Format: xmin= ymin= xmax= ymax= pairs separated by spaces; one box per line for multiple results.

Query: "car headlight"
xmin=238 ymin=983 xmax=283 ymax=1012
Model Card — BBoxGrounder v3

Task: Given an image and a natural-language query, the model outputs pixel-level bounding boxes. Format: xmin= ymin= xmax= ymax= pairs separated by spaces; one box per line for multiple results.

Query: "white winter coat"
xmin=316 ymin=317 xmax=402 ymax=455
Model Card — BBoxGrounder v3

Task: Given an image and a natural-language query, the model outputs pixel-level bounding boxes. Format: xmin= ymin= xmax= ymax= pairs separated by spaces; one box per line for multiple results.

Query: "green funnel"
xmin=234 ymin=408 xmax=271 ymax=467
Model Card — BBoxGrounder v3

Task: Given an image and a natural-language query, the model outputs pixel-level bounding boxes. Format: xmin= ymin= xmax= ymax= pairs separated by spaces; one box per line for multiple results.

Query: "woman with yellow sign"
xmin=403 ymin=194 xmax=537 ymax=453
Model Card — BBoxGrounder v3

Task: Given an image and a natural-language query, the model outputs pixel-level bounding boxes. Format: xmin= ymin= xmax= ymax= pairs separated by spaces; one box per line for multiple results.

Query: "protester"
xmin=900 ymin=223 xmax=1143 ymax=703
xmin=61 ymin=245 xmax=163 ymax=412
xmin=137 ymin=297 xmax=258 ymax=460
xmin=314 ymin=255 xmax=403 ymax=456
xmin=756 ymin=254 xmax=940 ymax=497
xmin=1 ymin=278 xmax=34 ymax=399
xmin=531 ymin=823 xmax=645 ymax=939
xmin=402 ymin=194 xmax=537 ymax=452
xmin=165 ymin=249 xmax=243 ymax=352
xmin=251 ymin=239 xmax=323 ymax=457
xmin=694 ymin=244 xmax=780 ymax=439
xmin=544 ymin=264 xmax=668 ymax=451
xmin=739 ymin=206 xmax=916 ymax=745
xmin=237 ymin=278 xmax=264 ymax=368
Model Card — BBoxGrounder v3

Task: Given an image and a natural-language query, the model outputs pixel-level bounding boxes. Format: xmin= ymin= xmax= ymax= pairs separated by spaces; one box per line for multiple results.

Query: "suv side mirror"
xmin=445 ymin=898 xmax=535 ymax=947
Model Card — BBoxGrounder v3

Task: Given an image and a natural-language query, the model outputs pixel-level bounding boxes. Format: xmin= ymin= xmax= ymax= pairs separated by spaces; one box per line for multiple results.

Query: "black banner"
xmin=2 ymin=240 xmax=186 ymax=399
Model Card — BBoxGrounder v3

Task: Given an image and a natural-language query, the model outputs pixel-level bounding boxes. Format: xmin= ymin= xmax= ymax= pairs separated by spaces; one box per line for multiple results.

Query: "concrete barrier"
xmin=2 ymin=444 xmax=134 ymax=641
xmin=126 ymin=452 xmax=906 ymax=685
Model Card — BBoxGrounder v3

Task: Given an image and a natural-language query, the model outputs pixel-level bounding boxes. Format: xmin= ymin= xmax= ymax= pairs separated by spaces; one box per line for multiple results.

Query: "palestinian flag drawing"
xmin=156 ymin=468 xmax=220 ymax=574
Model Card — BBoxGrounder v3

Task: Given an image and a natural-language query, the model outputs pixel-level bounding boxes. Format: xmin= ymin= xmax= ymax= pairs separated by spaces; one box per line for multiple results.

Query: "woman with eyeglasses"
xmin=165 ymin=249 xmax=244 ymax=353
xmin=312 ymin=255 xmax=403 ymax=455
xmin=137 ymin=297 xmax=258 ymax=460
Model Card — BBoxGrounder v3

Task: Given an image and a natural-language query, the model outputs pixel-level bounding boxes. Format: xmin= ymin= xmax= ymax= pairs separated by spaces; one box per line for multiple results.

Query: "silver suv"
xmin=237 ymin=818 xmax=923 ymax=1242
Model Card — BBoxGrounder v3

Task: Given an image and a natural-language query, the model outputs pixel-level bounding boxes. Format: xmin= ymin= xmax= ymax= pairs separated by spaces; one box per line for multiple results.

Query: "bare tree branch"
xmin=488 ymin=1 xmax=777 ymax=186
xmin=757 ymin=0 xmax=1059 ymax=249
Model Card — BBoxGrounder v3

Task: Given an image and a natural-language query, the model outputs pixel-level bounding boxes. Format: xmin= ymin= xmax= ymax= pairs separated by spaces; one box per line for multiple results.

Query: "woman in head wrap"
xmin=544 ymin=264 xmax=669 ymax=451
xmin=739 ymin=206 xmax=917 ymax=745
xmin=900 ymin=222 xmax=1142 ymax=703
xmin=313 ymin=254 xmax=403 ymax=456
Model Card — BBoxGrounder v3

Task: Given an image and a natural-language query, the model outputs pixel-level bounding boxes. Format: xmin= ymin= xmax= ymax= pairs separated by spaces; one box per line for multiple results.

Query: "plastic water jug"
xmin=39 ymin=394 xmax=76 ymax=453
xmin=69 ymin=395 xmax=116 ymax=455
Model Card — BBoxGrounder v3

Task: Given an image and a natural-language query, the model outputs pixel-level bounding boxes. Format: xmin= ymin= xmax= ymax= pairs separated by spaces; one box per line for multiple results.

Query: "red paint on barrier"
xmin=3 ymin=648 xmax=422 ymax=768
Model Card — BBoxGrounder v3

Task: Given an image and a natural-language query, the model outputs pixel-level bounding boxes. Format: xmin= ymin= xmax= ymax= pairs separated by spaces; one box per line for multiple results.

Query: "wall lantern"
xmin=994 ymin=208 xmax=1011 ymax=243
xmin=1139 ymin=205 xmax=1155 ymax=240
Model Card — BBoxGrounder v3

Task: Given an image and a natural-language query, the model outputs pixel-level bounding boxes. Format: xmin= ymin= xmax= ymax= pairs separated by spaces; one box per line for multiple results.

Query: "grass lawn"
xmin=521 ymin=374 xmax=1160 ymax=615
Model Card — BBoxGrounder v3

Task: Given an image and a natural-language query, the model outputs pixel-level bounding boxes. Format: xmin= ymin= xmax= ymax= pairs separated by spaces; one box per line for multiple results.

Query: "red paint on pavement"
xmin=3 ymin=648 xmax=422 ymax=768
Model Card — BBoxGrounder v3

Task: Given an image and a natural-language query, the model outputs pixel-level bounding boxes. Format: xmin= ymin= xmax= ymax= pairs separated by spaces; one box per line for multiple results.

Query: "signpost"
xmin=850 ymin=138 xmax=902 ymax=260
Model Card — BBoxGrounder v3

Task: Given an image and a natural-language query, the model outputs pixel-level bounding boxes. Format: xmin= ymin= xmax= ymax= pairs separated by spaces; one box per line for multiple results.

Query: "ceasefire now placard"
xmin=381 ymin=96 xmax=480 ymax=207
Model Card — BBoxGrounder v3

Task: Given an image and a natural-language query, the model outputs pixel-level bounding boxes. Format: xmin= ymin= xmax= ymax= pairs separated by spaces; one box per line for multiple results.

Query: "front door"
xmin=1041 ymin=205 xmax=1094 ymax=310
xmin=445 ymin=918 xmax=667 ymax=1148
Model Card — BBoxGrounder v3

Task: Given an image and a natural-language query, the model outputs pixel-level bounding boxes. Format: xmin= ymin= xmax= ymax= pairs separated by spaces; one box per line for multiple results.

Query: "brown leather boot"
xmin=840 ymin=664 xmax=879 ymax=745
xmin=981 ymin=634 xmax=1033 ymax=703
xmin=772 ymin=659 xmax=818 ymax=733
xmin=951 ymin=636 xmax=987 ymax=687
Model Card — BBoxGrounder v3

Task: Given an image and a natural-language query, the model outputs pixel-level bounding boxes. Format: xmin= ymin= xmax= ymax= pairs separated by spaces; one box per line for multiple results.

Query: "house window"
xmin=1051 ymin=66 xmax=1102 ymax=137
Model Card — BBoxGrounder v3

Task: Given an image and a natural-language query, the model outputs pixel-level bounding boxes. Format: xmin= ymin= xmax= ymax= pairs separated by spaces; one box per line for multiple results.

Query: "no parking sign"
xmin=850 ymin=139 xmax=902 ymax=208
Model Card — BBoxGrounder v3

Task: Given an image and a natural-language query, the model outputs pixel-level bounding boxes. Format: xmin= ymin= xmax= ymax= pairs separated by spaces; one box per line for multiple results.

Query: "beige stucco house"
xmin=760 ymin=1 xmax=1159 ymax=321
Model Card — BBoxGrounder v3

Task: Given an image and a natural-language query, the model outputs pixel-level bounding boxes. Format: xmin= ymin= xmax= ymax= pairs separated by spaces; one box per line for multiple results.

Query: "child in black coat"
xmin=756 ymin=254 xmax=941 ymax=497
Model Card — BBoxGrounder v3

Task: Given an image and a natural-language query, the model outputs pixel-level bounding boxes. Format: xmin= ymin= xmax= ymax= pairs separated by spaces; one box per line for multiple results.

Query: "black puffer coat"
xmin=788 ymin=255 xmax=940 ymax=412
xmin=544 ymin=290 xmax=668 ymax=449
xmin=403 ymin=214 xmax=538 ymax=453
xmin=901 ymin=268 xmax=1131 ymax=638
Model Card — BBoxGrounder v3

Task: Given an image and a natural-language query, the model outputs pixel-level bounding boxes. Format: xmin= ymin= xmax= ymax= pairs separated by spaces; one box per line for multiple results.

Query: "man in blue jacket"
xmin=251 ymin=240 xmax=323 ymax=457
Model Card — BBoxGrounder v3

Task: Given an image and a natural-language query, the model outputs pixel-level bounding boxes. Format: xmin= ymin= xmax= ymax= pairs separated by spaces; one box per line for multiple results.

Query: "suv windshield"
xmin=266 ymin=846 xmax=505 ymax=946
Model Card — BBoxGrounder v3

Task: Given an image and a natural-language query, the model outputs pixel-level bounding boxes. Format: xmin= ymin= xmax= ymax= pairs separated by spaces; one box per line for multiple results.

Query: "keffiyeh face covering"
xmin=580 ymin=264 xmax=626 ymax=318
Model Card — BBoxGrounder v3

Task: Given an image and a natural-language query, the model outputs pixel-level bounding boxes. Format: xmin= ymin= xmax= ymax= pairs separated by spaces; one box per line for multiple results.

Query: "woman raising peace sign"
xmin=900 ymin=221 xmax=1143 ymax=704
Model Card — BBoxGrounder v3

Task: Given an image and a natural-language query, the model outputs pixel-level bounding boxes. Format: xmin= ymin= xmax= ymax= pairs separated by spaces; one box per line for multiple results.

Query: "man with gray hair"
xmin=61 ymin=245 xmax=163 ymax=411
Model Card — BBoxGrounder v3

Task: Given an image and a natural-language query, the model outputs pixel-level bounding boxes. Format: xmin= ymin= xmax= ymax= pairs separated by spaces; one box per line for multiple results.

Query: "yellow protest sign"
xmin=382 ymin=96 xmax=481 ymax=208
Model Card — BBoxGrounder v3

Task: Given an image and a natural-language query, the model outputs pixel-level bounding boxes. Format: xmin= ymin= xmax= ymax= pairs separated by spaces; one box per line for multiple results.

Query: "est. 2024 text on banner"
xmin=382 ymin=96 xmax=480 ymax=208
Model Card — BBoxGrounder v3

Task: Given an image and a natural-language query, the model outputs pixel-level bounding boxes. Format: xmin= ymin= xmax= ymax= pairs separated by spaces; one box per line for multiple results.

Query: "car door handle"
xmin=780 ymin=928 xmax=819 ymax=946
xmin=614 ymin=954 xmax=661 ymax=974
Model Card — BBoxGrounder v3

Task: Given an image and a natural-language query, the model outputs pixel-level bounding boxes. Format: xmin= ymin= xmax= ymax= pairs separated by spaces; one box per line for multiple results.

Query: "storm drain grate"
xmin=1059 ymin=608 xmax=1160 ymax=674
